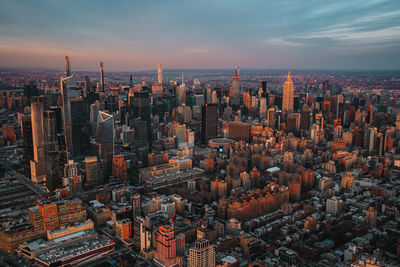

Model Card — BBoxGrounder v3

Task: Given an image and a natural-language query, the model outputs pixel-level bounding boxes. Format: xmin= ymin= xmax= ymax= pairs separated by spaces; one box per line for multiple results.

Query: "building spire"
xmin=65 ymin=55 xmax=71 ymax=77
xmin=287 ymin=64 xmax=291 ymax=80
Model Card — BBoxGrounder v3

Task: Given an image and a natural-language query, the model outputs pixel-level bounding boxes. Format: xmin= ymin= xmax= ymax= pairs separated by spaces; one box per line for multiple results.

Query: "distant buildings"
xmin=99 ymin=61 xmax=105 ymax=92
xmin=230 ymin=66 xmax=240 ymax=106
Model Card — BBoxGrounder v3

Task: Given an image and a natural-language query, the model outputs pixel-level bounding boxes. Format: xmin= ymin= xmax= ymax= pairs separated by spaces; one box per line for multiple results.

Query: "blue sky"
xmin=0 ymin=0 xmax=399 ymax=70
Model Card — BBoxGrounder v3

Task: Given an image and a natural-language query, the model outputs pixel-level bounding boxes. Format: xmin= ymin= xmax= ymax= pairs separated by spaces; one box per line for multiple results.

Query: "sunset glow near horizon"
xmin=0 ymin=0 xmax=399 ymax=71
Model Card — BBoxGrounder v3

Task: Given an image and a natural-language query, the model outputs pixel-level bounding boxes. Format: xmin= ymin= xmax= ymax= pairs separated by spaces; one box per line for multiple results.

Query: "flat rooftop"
xmin=22 ymin=229 xmax=114 ymax=265
xmin=143 ymin=168 xmax=204 ymax=189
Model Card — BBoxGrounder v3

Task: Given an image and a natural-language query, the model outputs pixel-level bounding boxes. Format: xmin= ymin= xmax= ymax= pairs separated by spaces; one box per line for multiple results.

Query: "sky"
xmin=0 ymin=0 xmax=399 ymax=71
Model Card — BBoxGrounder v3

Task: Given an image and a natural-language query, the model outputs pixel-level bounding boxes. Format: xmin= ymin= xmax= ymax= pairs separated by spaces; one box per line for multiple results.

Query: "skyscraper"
xmin=21 ymin=114 xmax=33 ymax=172
xmin=100 ymin=61 xmax=105 ymax=92
xmin=282 ymin=65 xmax=294 ymax=114
xmin=85 ymin=156 xmax=100 ymax=184
xmin=230 ymin=66 xmax=240 ymax=106
xmin=43 ymin=110 xmax=62 ymax=190
xmin=261 ymin=81 xmax=267 ymax=94
xmin=158 ymin=64 xmax=163 ymax=84
xmin=96 ymin=111 xmax=114 ymax=159
xmin=132 ymin=91 xmax=152 ymax=148
xmin=201 ymin=104 xmax=218 ymax=144
xmin=70 ymin=98 xmax=90 ymax=157
xmin=85 ymin=76 xmax=91 ymax=93
xmin=188 ymin=239 xmax=216 ymax=267
xmin=177 ymin=76 xmax=186 ymax=106
xmin=60 ymin=76 xmax=73 ymax=160
xmin=154 ymin=225 xmax=182 ymax=267
xmin=133 ymin=216 xmax=151 ymax=252
xmin=301 ymin=105 xmax=311 ymax=133
xmin=30 ymin=96 xmax=46 ymax=183
xmin=259 ymin=97 xmax=267 ymax=118
xmin=65 ymin=56 xmax=71 ymax=77
xmin=132 ymin=193 xmax=141 ymax=219
xmin=62 ymin=160 xmax=82 ymax=196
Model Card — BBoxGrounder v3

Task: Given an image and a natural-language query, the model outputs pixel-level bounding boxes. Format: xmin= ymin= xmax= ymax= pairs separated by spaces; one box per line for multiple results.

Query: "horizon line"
xmin=1 ymin=66 xmax=399 ymax=73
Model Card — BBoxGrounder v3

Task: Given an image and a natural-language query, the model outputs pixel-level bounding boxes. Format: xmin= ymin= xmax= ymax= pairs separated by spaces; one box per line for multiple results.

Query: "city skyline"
xmin=0 ymin=1 xmax=399 ymax=266
xmin=0 ymin=0 xmax=399 ymax=71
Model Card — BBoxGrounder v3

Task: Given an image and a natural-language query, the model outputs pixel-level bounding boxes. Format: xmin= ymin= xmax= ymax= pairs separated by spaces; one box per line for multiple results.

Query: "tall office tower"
xmin=132 ymin=193 xmax=141 ymax=219
xmin=367 ymin=127 xmax=377 ymax=153
xmin=267 ymin=107 xmax=275 ymax=128
xmin=396 ymin=113 xmax=400 ymax=138
xmin=99 ymin=61 xmax=105 ymax=92
xmin=154 ymin=225 xmax=182 ymax=267
xmin=242 ymin=91 xmax=251 ymax=108
xmin=336 ymin=94 xmax=344 ymax=118
xmin=133 ymin=91 xmax=150 ymax=120
xmin=129 ymin=74 xmax=134 ymax=87
xmin=333 ymin=125 xmax=343 ymax=140
xmin=70 ymin=98 xmax=90 ymax=157
xmin=259 ymin=97 xmax=267 ymax=118
xmin=152 ymin=83 xmax=163 ymax=96
xmin=133 ymin=216 xmax=151 ymax=252
xmin=261 ymin=81 xmax=267 ymax=94
xmin=30 ymin=96 xmax=47 ymax=184
xmin=287 ymin=113 xmax=301 ymax=133
xmin=300 ymin=105 xmax=311 ymax=136
xmin=282 ymin=65 xmax=294 ymax=114
xmin=90 ymin=103 xmax=99 ymax=134
xmin=158 ymin=64 xmax=163 ymax=84
xmin=205 ymin=86 xmax=212 ymax=104
xmin=211 ymin=90 xmax=218 ymax=104
xmin=230 ymin=66 xmax=240 ymax=106
xmin=188 ymin=239 xmax=215 ymax=267
xmin=60 ymin=76 xmax=73 ymax=159
xmin=177 ymin=78 xmax=186 ymax=106
xmin=132 ymin=91 xmax=152 ymax=147
xmin=112 ymin=155 xmax=128 ymax=181
xmin=376 ymin=132 xmax=384 ymax=156
xmin=85 ymin=76 xmax=91 ymax=93
xmin=85 ymin=156 xmax=100 ymax=184
xmin=43 ymin=110 xmax=62 ymax=190
xmin=62 ymin=160 xmax=83 ymax=196
xmin=96 ymin=111 xmax=114 ymax=159
xmin=367 ymin=104 xmax=374 ymax=124
xmin=65 ymin=55 xmax=71 ymax=77
xmin=21 ymin=114 xmax=34 ymax=171
xmin=201 ymin=104 xmax=218 ymax=144
xmin=48 ymin=106 xmax=63 ymax=136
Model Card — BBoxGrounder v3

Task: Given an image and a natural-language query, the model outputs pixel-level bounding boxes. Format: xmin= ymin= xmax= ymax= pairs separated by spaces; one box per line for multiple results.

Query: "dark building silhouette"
xmin=21 ymin=114 xmax=33 ymax=176
xmin=201 ymin=104 xmax=218 ymax=144
xmin=43 ymin=110 xmax=63 ymax=190
xmin=60 ymin=76 xmax=73 ymax=159
xmin=70 ymin=98 xmax=90 ymax=158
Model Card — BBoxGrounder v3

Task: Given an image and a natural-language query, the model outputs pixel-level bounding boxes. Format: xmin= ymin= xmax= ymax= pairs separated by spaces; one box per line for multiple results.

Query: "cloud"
xmin=0 ymin=0 xmax=399 ymax=70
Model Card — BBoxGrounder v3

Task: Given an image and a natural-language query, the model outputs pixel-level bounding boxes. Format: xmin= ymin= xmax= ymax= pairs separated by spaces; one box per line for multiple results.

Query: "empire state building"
xmin=282 ymin=65 xmax=294 ymax=114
